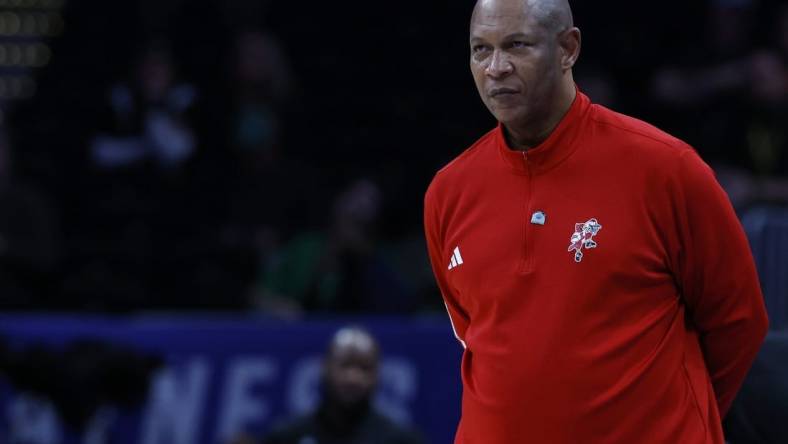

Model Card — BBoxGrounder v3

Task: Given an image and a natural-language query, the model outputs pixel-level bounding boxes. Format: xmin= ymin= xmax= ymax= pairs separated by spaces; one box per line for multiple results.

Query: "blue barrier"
xmin=0 ymin=315 xmax=463 ymax=444
xmin=726 ymin=330 xmax=788 ymax=443
xmin=742 ymin=206 xmax=788 ymax=330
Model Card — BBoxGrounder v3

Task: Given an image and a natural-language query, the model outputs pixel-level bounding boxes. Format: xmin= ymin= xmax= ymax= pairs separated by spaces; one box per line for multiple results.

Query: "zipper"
xmin=520 ymin=151 xmax=534 ymax=273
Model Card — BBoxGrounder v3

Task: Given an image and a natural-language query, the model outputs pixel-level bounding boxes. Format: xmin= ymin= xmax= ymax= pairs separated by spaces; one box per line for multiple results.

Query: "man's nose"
xmin=486 ymin=50 xmax=513 ymax=78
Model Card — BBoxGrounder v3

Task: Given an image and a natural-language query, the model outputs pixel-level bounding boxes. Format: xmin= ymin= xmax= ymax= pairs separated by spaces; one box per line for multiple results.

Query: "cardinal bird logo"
xmin=568 ymin=218 xmax=602 ymax=263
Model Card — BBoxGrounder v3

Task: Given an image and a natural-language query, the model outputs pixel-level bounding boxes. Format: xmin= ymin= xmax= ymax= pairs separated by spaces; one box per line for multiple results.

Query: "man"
xmin=261 ymin=327 xmax=424 ymax=444
xmin=423 ymin=0 xmax=769 ymax=442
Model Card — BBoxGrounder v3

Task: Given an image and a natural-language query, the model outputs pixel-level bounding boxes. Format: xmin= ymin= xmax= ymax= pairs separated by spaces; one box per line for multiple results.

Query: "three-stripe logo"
xmin=447 ymin=246 xmax=464 ymax=270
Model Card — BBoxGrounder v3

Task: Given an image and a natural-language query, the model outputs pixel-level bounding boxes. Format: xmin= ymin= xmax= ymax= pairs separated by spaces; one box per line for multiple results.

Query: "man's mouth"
xmin=489 ymin=87 xmax=520 ymax=97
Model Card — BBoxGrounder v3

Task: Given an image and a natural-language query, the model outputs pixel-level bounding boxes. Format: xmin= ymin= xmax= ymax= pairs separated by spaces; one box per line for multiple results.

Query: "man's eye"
xmin=472 ymin=45 xmax=488 ymax=53
xmin=511 ymin=41 xmax=532 ymax=48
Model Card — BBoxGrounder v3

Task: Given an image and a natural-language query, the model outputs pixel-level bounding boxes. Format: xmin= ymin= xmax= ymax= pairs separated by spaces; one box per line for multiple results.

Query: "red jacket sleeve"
xmin=424 ymin=184 xmax=469 ymax=349
xmin=671 ymin=148 xmax=769 ymax=417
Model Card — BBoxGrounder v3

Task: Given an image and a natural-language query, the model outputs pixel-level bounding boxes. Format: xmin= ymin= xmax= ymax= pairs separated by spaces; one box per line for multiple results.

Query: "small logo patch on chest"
xmin=568 ymin=218 xmax=602 ymax=263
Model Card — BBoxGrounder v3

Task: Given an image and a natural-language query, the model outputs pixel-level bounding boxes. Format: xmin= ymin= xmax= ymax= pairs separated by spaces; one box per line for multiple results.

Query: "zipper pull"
xmin=522 ymin=151 xmax=531 ymax=172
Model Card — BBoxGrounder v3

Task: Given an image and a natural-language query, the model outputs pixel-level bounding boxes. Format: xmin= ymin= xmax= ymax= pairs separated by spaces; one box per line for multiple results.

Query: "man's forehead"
xmin=328 ymin=327 xmax=379 ymax=360
xmin=473 ymin=0 xmax=539 ymax=18
xmin=472 ymin=0 xmax=572 ymax=36
xmin=471 ymin=0 xmax=542 ymax=31
xmin=470 ymin=15 xmax=541 ymax=39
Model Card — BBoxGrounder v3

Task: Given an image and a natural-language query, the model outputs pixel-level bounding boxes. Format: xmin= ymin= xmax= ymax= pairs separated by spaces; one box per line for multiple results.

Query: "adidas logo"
xmin=447 ymin=246 xmax=464 ymax=270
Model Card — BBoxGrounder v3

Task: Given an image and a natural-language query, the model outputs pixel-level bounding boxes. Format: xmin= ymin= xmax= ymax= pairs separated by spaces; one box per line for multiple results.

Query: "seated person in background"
xmin=254 ymin=179 xmax=414 ymax=315
xmin=90 ymin=40 xmax=197 ymax=171
xmin=260 ymin=327 xmax=425 ymax=444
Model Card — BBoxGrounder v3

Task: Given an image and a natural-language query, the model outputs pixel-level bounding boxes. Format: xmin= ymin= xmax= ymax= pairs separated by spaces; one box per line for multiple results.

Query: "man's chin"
xmin=335 ymin=396 xmax=371 ymax=412
xmin=490 ymin=104 xmax=527 ymax=124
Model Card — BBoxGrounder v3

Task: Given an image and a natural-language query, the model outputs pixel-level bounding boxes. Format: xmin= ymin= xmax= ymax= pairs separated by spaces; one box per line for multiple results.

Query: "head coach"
xmin=423 ymin=0 xmax=769 ymax=442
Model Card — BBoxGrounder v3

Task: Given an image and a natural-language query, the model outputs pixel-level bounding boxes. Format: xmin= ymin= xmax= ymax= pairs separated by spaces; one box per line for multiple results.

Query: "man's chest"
xmin=439 ymin=171 xmax=673 ymax=315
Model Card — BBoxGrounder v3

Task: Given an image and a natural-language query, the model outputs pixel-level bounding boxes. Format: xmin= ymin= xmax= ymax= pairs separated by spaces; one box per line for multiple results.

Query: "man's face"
xmin=470 ymin=0 xmax=562 ymax=126
xmin=324 ymin=343 xmax=378 ymax=408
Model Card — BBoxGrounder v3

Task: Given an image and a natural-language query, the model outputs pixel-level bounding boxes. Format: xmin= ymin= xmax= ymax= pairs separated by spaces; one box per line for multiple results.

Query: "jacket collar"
xmin=496 ymin=89 xmax=591 ymax=175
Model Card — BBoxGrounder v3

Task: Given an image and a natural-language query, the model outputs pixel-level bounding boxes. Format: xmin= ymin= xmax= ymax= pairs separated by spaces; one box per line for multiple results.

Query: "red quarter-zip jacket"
xmin=424 ymin=91 xmax=768 ymax=443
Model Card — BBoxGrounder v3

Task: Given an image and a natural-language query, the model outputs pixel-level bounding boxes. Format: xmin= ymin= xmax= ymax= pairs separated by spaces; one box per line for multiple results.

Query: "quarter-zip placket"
xmin=519 ymin=151 xmax=535 ymax=274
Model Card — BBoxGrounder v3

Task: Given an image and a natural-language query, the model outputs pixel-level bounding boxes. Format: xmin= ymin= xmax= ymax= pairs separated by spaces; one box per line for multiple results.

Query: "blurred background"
xmin=0 ymin=0 xmax=786 ymax=442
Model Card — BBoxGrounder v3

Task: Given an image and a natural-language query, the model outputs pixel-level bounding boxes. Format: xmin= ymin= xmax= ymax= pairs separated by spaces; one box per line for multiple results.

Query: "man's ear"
xmin=559 ymin=27 xmax=581 ymax=71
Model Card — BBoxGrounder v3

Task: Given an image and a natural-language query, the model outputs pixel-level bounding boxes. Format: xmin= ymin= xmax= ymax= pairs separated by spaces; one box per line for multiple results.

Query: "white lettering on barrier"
xmin=139 ymin=357 xmax=211 ymax=444
xmin=285 ymin=357 xmax=322 ymax=416
xmin=2 ymin=354 xmax=420 ymax=444
xmin=375 ymin=358 xmax=418 ymax=424
xmin=215 ymin=356 xmax=278 ymax=442
xmin=83 ymin=406 xmax=117 ymax=444
xmin=6 ymin=394 xmax=62 ymax=444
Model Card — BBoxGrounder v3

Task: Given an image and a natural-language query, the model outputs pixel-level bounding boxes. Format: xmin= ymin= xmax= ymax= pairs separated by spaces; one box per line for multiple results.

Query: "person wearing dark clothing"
xmin=263 ymin=407 xmax=423 ymax=444
xmin=260 ymin=328 xmax=425 ymax=444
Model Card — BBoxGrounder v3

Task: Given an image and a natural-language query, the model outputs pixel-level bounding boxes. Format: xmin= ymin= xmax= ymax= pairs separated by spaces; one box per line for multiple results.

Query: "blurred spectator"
xmin=90 ymin=40 xmax=197 ymax=171
xmin=0 ymin=337 xmax=161 ymax=439
xmin=715 ymin=48 xmax=788 ymax=208
xmin=65 ymin=39 xmax=238 ymax=311
xmin=651 ymin=0 xmax=788 ymax=208
xmin=228 ymin=30 xmax=293 ymax=169
xmin=651 ymin=1 xmax=754 ymax=160
xmin=220 ymin=29 xmax=297 ymax=276
xmin=252 ymin=179 xmax=415 ymax=316
xmin=745 ymin=50 xmax=787 ymax=176
xmin=248 ymin=327 xmax=424 ymax=444
xmin=0 ymin=128 xmax=58 ymax=308
xmin=652 ymin=1 xmax=755 ymax=103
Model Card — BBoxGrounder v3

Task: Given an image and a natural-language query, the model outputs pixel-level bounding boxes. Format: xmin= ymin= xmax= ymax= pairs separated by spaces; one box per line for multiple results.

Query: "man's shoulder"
xmin=426 ymin=127 xmax=497 ymax=199
xmin=262 ymin=414 xmax=316 ymax=442
xmin=589 ymin=103 xmax=693 ymax=155
xmin=587 ymin=103 xmax=715 ymax=192
xmin=365 ymin=412 xmax=426 ymax=444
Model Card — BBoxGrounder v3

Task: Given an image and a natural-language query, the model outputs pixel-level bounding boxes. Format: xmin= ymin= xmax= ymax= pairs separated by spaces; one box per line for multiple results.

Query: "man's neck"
xmin=318 ymin=399 xmax=371 ymax=433
xmin=504 ymin=84 xmax=576 ymax=151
